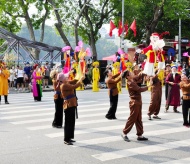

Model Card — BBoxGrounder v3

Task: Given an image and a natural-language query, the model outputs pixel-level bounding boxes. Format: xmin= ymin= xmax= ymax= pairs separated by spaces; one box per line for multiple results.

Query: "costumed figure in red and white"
xmin=142 ymin=32 xmax=166 ymax=76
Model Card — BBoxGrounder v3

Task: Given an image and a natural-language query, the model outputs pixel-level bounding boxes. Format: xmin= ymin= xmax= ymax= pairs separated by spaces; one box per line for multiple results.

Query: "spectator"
xmin=14 ymin=65 xmax=19 ymax=90
xmin=43 ymin=61 xmax=51 ymax=88
xmin=24 ymin=62 xmax=32 ymax=91
xmin=16 ymin=66 xmax=24 ymax=91
xmin=9 ymin=66 xmax=15 ymax=89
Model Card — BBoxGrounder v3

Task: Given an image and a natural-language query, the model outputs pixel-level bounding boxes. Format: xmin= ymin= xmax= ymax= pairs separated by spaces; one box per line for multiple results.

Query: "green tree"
xmin=113 ymin=0 xmax=190 ymax=45
xmin=0 ymin=0 xmax=51 ymax=59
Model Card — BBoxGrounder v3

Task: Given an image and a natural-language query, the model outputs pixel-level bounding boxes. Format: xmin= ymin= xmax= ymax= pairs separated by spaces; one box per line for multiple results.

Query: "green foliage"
xmin=112 ymin=0 xmax=190 ymax=44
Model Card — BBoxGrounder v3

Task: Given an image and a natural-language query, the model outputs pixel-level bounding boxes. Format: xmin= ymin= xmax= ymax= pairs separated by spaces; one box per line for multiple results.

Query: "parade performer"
xmin=179 ymin=74 xmax=190 ymax=127
xmin=165 ymin=65 xmax=181 ymax=113
xmin=142 ymin=32 xmax=166 ymax=76
xmin=104 ymin=69 xmax=121 ymax=119
xmin=133 ymin=63 xmax=143 ymax=87
xmin=121 ymin=70 xmax=150 ymax=142
xmin=62 ymin=46 xmax=71 ymax=74
xmin=125 ymin=61 xmax=133 ymax=72
xmin=75 ymin=42 xmax=92 ymax=91
xmin=32 ymin=64 xmax=43 ymax=102
xmin=157 ymin=68 xmax=165 ymax=86
xmin=50 ymin=70 xmax=63 ymax=128
xmin=147 ymin=69 xmax=162 ymax=120
xmin=125 ymin=61 xmax=133 ymax=90
xmin=0 ymin=63 xmax=10 ymax=104
xmin=60 ymin=73 xmax=84 ymax=145
xmin=92 ymin=61 xmax=100 ymax=92
xmin=112 ymin=62 xmax=121 ymax=93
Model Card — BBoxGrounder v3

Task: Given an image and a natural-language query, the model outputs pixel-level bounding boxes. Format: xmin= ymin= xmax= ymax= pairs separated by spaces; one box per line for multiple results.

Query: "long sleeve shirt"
xmin=180 ymin=80 xmax=190 ymax=100
xmin=106 ymin=73 xmax=121 ymax=96
xmin=60 ymin=80 xmax=81 ymax=109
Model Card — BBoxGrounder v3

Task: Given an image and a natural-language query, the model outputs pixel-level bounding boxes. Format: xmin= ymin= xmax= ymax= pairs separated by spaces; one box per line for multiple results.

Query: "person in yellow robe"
xmin=92 ymin=61 xmax=100 ymax=92
xmin=0 ymin=64 xmax=10 ymax=104
xmin=125 ymin=61 xmax=133 ymax=90
xmin=112 ymin=62 xmax=121 ymax=93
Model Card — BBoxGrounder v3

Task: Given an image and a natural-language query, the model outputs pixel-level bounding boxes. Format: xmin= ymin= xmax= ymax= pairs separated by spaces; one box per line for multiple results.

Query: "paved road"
xmin=0 ymin=88 xmax=190 ymax=164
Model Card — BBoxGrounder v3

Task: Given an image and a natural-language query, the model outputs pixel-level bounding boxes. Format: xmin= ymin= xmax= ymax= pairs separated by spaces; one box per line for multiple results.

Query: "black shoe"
xmin=5 ymin=102 xmax=9 ymax=104
xmin=46 ymin=86 xmax=49 ymax=88
xmin=153 ymin=115 xmax=161 ymax=119
xmin=165 ymin=105 xmax=169 ymax=112
xmin=64 ymin=141 xmax=73 ymax=145
xmin=137 ymin=136 xmax=148 ymax=141
xmin=174 ymin=110 xmax=180 ymax=113
xmin=112 ymin=117 xmax=117 ymax=119
xmin=121 ymin=134 xmax=130 ymax=142
xmin=70 ymin=139 xmax=76 ymax=142
xmin=105 ymin=116 xmax=112 ymax=120
xmin=148 ymin=115 xmax=152 ymax=120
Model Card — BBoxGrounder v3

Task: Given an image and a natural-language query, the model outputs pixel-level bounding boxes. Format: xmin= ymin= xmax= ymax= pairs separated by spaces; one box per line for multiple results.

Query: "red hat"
xmin=151 ymin=32 xmax=160 ymax=38
xmin=33 ymin=64 xmax=38 ymax=69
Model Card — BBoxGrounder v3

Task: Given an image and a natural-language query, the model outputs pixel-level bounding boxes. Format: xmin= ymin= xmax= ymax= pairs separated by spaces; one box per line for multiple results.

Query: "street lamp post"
xmin=121 ymin=0 xmax=125 ymax=50
xmin=178 ymin=18 xmax=181 ymax=62
xmin=178 ymin=9 xmax=190 ymax=62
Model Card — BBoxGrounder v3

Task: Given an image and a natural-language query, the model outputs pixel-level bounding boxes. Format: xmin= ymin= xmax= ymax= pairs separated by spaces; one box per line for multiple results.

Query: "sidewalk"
xmin=8 ymin=84 xmax=94 ymax=94
xmin=9 ymin=86 xmax=54 ymax=94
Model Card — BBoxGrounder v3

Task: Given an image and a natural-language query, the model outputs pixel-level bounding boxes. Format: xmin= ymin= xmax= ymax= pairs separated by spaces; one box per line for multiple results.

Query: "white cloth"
xmin=172 ymin=72 xmax=176 ymax=79
xmin=158 ymin=62 xmax=165 ymax=69
xmin=9 ymin=69 xmax=15 ymax=81
xmin=143 ymin=62 xmax=155 ymax=76
xmin=17 ymin=69 xmax=24 ymax=78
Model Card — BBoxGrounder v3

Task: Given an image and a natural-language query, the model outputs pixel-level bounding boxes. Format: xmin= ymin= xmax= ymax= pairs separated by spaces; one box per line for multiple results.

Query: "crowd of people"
xmin=4 ymin=61 xmax=51 ymax=93
xmin=104 ymin=60 xmax=190 ymax=142
xmin=0 ymin=56 xmax=190 ymax=145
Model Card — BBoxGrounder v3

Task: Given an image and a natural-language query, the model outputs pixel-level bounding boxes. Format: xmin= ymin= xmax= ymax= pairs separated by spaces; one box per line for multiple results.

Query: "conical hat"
xmin=92 ymin=61 xmax=99 ymax=66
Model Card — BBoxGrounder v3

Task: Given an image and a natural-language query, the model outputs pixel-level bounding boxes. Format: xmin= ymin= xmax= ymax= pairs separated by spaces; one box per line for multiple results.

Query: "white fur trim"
xmin=143 ymin=62 xmax=155 ymax=76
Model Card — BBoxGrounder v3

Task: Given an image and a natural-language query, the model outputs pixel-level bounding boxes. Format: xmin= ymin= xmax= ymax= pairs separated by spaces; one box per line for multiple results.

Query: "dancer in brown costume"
xmin=121 ymin=70 xmax=151 ymax=142
xmin=147 ymin=69 xmax=162 ymax=120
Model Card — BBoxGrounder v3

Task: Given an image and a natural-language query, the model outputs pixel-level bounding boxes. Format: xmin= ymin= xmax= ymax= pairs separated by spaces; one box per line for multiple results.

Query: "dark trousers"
xmin=182 ymin=99 xmax=190 ymax=125
xmin=34 ymin=84 xmax=41 ymax=101
xmin=52 ymin=95 xmax=63 ymax=127
xmin=106 ymin=94 xmax=118 ymax=119
xmin=64 ymin=107 xmax=76 ymax=142
xmin=0 ymin=95 xmax=8 ymax=103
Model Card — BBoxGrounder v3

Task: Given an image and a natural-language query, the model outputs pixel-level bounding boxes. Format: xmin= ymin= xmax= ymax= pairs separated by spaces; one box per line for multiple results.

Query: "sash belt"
xmin=64 ymin=94 xmax=76 ymax=100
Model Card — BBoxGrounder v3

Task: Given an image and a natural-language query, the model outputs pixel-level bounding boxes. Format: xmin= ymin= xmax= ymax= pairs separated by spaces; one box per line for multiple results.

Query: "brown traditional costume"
xmin=122 ymin=72 xmax=148 ymax=141
xmin=52 ymin=79 xmax=63 ymax=128
xmin=105 ymin=73 xmax=121 ymax=119
xmin=60 ymin=79 xmax=81 ymax=145
xmin=133 ymin=69 xmax=142 ymax=87
xmin=179 ymin=80 xmax=190 ymax=126
xmin=147 ymin=75 xmax=162 ymax=120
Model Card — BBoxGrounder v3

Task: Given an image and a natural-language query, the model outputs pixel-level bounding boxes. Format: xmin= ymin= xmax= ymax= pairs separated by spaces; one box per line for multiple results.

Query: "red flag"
xmin=118 ymin=20 xmax=122 ymax=36
xmin=124 ymin=21 xmax=128 ymax=36
xmin=130 ymin=19 xmax=136 ymax=37
xmin=109 ymin=20 xmax=116 ymax=37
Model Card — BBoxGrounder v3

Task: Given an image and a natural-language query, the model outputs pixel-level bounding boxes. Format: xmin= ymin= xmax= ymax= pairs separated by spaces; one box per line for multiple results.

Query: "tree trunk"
xmin=20 ymin=0 xmax=40 ymax=59
xmin=89 ymin=33 xmax=97 ymax=61
xmin=48 ymin=0 xmax=72 ymax=51
xmin=145 ymin=2 xmax=164 ymax=45
xmin=74 ymin=0 xmax=91 ymax=46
